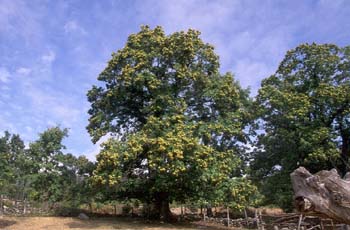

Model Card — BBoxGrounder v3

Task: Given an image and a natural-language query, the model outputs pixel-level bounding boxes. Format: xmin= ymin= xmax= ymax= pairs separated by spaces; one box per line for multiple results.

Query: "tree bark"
xmin=291 ymin=167 xmax=350 ymax=224
xmin=0 ymin=195 xmax=3 ymax=216
xmin=340 ymin=131 xmax=350 ymax=175
xmin=206 ymin=204 xmax=213 ymax=217
xmin=149 ymin=192 xmax=172 ymax=221
xmin=89 ymin=203 xmax=93 ymax=213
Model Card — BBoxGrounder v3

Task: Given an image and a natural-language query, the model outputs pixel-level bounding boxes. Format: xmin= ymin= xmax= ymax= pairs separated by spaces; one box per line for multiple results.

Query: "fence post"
xmin=0 ymin=195 xmax=3 ymax=217
xmin=255 ymin=209 xmax=260 ymax=230
xmin=297 ymin=214 xmax=303 ymax=230
xmin=23 ymin=199 xmax=27 ymax=215
xmin=244 ymin=208 xmax=248 ymax=227
xmin=227 ymin=206 xmax=230 ymax=227
xmin=180 ymin=204 xmax=183 ymax=219
xmin=259 ymin=209 xmax=265 ymax=230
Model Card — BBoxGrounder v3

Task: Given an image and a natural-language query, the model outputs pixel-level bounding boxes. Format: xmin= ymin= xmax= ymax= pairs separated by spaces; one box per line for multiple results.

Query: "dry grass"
xmin=0 ymin=216 xmax=232 ymax=230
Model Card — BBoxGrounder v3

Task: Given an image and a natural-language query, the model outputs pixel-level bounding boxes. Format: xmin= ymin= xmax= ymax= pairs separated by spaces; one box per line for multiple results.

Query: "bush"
xmin=54 ymin=206 xmax=84 ymax=217
xmin=121 ymin=204 xmax=132 ymax=215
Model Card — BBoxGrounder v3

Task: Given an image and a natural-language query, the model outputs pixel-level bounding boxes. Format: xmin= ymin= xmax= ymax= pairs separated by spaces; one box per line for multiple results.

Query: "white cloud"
xmin=64 ymin=20 xmax=87 ymax=34
xmin=24 ymin=86 xmax=82 ymax=128
xmin=135 ymin=0 xmax=298 ymax=92
xmin=142 ymin=0 xmax=238 ymax=31
xmin=0 ymin=114 xmax=17 ymax=134
xmin=1 ymin=93 xmax=11 ymax=100
xmin=1 ymin=0 xmax=349 ymax=160
xmin=41 ymin=50 xmax=56 ymax=63
xmin=0 ymin=67 xmax=10 ymax=83
xmin=47 ymin=120 xmax=57 ymax=127
xmin=52 ymin=104 xmax=81 ymax=126
xmin=25 ymin=126 xmax=32 ymax=132
xmin=0 ymin=0 xmax=21 ymax=33
xmin=16 ymin=67 xmax=32 ymax=75
xmin=10 ymin=104 xmax=22 ymax=111
xmin=64 ymin=20 xmax=78 ymax=32
xmin=319 ymin=0 xmax=345 ymax=9
xmin=1 ymin=85 xmax=10 ymax=91
xmin=234 ymin=59 xmax=274 ymax=95
xmin=0 ymin=0 xmax=44 ymax=46
xmin=85 ymin=134 xmax=112 ymax=162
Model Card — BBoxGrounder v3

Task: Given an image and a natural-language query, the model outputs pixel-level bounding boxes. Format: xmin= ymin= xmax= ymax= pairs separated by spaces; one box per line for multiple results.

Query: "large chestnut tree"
xmin=87 ymin=26 xmax=252 ymax=220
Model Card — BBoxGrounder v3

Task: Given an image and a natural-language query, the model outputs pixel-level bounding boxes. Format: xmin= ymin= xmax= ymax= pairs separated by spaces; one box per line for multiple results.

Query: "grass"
xmin=0 ymin=216 xmax=234 ymax=230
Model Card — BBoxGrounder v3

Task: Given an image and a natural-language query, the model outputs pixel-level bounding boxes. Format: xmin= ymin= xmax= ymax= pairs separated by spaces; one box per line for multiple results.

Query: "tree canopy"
xmin=88 ymin=26 xmax=252 ymax=219
xmin=252 ymin=43 xmax=350 ymax=209
xmin=0 ymin=127 xmax=95 ymax=213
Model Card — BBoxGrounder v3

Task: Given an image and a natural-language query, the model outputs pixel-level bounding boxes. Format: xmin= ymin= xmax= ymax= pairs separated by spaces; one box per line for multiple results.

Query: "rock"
xmin=78 ymin=213 xmax=89 ymax=220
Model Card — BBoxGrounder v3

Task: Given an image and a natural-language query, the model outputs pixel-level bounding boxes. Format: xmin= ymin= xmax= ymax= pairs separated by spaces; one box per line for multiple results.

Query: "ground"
xmin=0 ymin=216 xmax=233 ymax=230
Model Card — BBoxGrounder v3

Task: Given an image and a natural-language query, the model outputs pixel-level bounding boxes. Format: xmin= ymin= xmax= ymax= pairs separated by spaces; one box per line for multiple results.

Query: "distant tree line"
xmin=0 ymin=127 xmax=95 ymax=212
xmin=1 ymin=26 xmax=349 ymax=219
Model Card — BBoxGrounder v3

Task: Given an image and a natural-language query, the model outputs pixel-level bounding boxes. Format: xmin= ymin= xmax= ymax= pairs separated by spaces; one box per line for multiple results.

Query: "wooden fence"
xmin=0 ymin=195 xmax=46 ymax=216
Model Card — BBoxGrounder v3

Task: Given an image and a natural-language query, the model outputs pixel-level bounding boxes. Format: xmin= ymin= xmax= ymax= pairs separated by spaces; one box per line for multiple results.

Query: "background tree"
xmin=0 ymin=132 xmax=17 ymax=196
xmin=88 ymin=26 xmax=252 ymax=220
xmin=26 ymin=127 xmax=95 ymax=210
xmin=0 ymin=132 xmax=33 ymax=200
xmin=251 ymin=43 xmax=350 ymax=210
xmin=53 ymin=154 xmax=96 ymax=211
xmin=28 ymin=127 xmax=69 ymax=204
xmin=0 ymin=127 xmax=95 ymax=214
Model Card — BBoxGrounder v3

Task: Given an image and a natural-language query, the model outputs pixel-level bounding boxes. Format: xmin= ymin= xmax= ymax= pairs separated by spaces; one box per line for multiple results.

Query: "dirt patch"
xmin=0 ymin=216 xmax=234 ymax=230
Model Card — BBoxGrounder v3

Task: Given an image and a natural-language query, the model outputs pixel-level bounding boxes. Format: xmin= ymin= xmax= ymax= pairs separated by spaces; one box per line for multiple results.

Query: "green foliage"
xmin=214 ymin=178 xmax=259 ymax=211
xmin=252 ymin=43 xmax=350 ymax=210
xmin=88 ymin=26 xmax=253 ymax=214
xmin=0 ymin=131 xmax=32 ymax=199
xmin=10 ymin=29 xmax=350 ymax=215
xmin=28 ymin=127 xmax=69 ymax=203
xmin=88 ymin=26 xmax=219 ymax=143
xmin=0 ymin=127 xmax=95 ymax=211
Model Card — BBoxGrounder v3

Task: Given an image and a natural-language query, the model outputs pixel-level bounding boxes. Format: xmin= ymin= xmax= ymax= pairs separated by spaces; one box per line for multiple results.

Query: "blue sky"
xmin=1 ymin=0 xmax=349 ymax=160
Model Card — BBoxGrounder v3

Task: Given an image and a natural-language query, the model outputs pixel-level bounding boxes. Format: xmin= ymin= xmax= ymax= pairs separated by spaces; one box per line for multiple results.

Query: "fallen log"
xmin=291 ymin=167 xmax=350 ymax=224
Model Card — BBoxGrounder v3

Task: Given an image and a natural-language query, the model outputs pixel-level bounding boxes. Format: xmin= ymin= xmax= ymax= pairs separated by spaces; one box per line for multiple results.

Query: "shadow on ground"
xmin=65 ymin=217 xmax=235 ymax=229
xmin=65 ymin=217 xmax=192 ymax=229
xmin=0 ymin=219 xmax=17 ymax=229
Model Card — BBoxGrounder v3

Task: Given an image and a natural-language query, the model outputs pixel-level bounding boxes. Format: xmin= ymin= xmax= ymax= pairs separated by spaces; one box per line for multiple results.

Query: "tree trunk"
xmin=89 ymin=203 xmax=93 ymax=213
xmin=291 ymin=167 xmax=350 ymax=224
xmin=206 ymin=204 xmax=213 ymax=217
xmin=149 ymin=192 xmax=172 ymax=221
xmin=0 ymin=195 xmax=3 ymax=216
xmin=340 ymin=132 xmax=350 ymax=176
